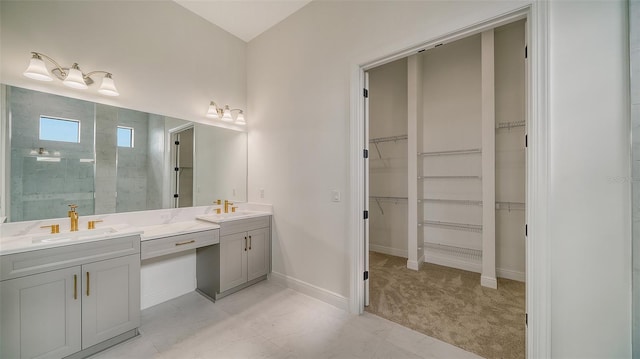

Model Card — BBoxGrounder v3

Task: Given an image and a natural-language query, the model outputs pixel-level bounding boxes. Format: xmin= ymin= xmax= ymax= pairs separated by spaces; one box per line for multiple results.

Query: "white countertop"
xmin=0 ymin=204 xmax=273 ymax=256
xmin=0 ymin=224 xmax=144 ymax=256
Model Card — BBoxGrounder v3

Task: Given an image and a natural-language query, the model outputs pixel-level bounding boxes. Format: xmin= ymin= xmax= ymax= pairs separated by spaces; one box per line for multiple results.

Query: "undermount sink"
xmin=31 ymin=227 xmax=119 ymax=244
xmin=196 ymin=210 xmax=266 ymax=224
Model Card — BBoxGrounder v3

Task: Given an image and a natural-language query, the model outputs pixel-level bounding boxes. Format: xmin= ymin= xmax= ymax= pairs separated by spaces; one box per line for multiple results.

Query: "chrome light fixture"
xmin=206 ymin=100 xmax=246 ymax=125
xmin=23 ymin=52 xmax=119 ymax=96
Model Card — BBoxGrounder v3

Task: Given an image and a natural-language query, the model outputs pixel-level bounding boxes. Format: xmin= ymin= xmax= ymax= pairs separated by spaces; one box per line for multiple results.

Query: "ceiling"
xmin=174 ymin=0 xmax=312 ymax=42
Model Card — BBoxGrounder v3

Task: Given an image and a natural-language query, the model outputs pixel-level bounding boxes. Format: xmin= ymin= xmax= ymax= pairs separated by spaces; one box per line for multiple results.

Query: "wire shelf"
xmin=496 ymin=120 xmax=525 ymax=130
xmin=419 ymin=148 xmax=481 ymax=156
xmin=421 ymin=220 xmax=483 ymax=233
xmin=369 ymin=135 xmax=408 ymax=144
xmin=421 ymin=198 xmax=483 ymax=206
xmin=419 ymin=175 xmax=482 ymax=180
xmin=495 ymin=201 xmax=525 ymax=211
xmin=369 ymin=196 xmax=407 ymax=215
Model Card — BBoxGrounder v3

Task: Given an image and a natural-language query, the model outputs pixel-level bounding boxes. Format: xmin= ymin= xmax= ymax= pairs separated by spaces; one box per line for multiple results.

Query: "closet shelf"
xmin=370 ymin=135 xmax=408 ymax=160
xmin=370 ymin=196 xmax=407 ymax=215
xmin=495 ymin=201 xmax=525 ymax=211
xmin=418 ymin=148 xmax=481 ymax=156
xmin=421 ymin=220 xmax=483 ymax=233
xmin=496 ymin=120 xmax=525 ymax=130
xmin=370 ymin=196 xmax=408 ymax=201
xmin=369 ymin=135 xmax=408 ymax=144
xmin=418 ymin=175 xmax=482 ymax=180
xmin=421 ymin=198 xmax=483 ymax=206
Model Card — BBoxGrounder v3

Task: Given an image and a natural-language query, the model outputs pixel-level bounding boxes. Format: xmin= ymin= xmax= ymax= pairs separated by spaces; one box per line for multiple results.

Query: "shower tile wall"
xmin=95 ymin=104 xmax=118 ymax=214
xmin=116 ymin=107 xmax=152 ymax=213
xmin=7 ymin=86 xmax=166 ymax=222
xmin=9 ymin=87 xmax=95 ymax=222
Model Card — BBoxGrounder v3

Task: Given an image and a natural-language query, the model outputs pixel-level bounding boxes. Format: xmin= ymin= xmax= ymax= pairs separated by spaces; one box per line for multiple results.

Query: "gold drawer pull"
xmin=175 ymin=240 xmax=195 ymax=246
xmin=86 ymin=272 xmax=90 ymax=296
xmin=249 ymin=235 xmax=252 ymax=250
xmin=74 ymin=274 xmax=78 ymax=300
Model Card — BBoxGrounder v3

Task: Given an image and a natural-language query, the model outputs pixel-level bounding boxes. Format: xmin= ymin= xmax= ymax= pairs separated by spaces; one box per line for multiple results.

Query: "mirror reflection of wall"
xmin=3 ymin=85 xmax=248 ymax=222
xmin=631 ymin=0 xmax=639 ymax=355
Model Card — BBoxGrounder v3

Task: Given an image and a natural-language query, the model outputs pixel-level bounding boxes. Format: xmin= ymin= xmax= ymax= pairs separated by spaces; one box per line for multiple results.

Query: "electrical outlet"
xmin=260 ymin=188 xmax=265 ymax=199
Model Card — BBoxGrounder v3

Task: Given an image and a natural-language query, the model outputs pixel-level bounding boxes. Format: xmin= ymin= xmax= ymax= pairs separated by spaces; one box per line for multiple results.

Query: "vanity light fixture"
xmin=23 ymin=52 xmax=120 ymax=96
xmin=206 ymin=100 xmax=246 ymax=125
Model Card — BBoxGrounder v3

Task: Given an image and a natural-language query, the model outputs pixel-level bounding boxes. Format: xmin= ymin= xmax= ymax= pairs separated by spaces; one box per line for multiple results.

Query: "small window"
xmin=39 ymin=116 xmax=80 ymax=143
xmin=117 ymin=126 xmax=134 ymax=148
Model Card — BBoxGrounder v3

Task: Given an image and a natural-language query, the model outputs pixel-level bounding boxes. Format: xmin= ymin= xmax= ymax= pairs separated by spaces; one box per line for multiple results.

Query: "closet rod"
xmin=421 ymin=220 xmax=483 ymax=233
xmin=421 ymin=198 xmax=483 ymax=206
xmin=495 ymin=120 xmax=525 ymax=130
xmin=418 ymin=175 xmax=482 ymax=180
xmin=369 ymin=134 xmax=408 ymax=144
xmin=418 ymin=148 xmax=482 ymax=156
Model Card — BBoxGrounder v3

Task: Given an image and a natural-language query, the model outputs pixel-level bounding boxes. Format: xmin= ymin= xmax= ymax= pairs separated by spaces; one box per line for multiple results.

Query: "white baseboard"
xmin=370 ymin=244 xmax=408 ymax=258
xmin=481 ymin=275 xmax=498 ymax=289
xmin=269 ymin=271 xmax=349 ymax=311
xmin=497 ymin=267 xmax=525 ymax=282
xmin=425 ymin=250 xmax=482 ymax=273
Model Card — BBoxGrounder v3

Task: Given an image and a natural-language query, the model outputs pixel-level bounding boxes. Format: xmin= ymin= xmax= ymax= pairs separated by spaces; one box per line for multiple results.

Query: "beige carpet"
xmin=366 ymin=251 xmax=525 ymax=359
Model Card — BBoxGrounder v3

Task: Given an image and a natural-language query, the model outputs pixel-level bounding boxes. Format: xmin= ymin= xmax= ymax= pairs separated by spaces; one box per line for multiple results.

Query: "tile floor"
xmin=91 ymin=280 xmax=482 ymax=359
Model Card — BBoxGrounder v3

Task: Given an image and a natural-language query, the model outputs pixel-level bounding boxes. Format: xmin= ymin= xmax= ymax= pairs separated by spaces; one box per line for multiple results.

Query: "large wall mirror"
xmin=1 ymin=85 xmax=247 ymax=223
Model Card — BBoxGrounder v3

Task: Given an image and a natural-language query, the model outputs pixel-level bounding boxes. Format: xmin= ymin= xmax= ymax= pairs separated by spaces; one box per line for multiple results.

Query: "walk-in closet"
xmin=366 ymin=19 xmax=527 ymax=359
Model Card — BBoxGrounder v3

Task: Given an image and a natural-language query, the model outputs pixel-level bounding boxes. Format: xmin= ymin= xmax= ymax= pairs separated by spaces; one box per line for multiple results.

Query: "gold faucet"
xmin=224 ymin=200 xmax=234 ymax=214
xmin=68 ymin=204 xmax=79 ymax=232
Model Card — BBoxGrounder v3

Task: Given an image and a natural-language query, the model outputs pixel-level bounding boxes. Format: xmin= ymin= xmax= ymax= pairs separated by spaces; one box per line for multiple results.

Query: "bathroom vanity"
xmin=0 ymin=234 xmax=141 ymax=359
xmin=0 ymin=205 xmax=272 ymax=359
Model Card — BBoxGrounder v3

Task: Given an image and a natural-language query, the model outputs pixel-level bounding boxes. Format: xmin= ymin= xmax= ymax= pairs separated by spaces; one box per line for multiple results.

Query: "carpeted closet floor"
xmin=365 ymin=251 xmax=525 ymax=359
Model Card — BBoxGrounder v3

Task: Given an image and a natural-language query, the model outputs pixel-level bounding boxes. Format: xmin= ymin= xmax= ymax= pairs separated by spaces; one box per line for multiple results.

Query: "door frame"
xmin=348 ymin=3 xmax=550 ymax=358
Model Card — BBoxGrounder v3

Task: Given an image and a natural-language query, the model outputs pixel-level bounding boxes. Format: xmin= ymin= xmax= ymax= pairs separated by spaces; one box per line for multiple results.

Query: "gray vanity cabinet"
xmin=81 ymin=254 xmax=140 ymax=349
xmin=246 ymin=227 xmax=270 ymax=282
xmin=219 ymin=232 xmax=249 ymax=292
xmin=196 ymin=216 xmax=271 ymax=300
xmin=0 ymin=235 xmax=140 ymax=359
xmin=0 ymin=266 xmax=82 ymax=359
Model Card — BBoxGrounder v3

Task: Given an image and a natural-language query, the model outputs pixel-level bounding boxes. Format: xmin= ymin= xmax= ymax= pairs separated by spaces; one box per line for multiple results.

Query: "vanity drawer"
xmin=141 ymin=229 xmax=219 ymax=260
xmin=219 ymin=216 xmax=271 ymax=236
xmin=0 ymin=235 xmax=140 ymax=282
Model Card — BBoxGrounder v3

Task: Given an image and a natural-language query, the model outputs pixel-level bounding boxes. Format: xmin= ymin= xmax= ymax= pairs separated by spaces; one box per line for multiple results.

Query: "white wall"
xmin=368 ymin=58 xmax=408 ymax=258
xmin=0 ymin=1 xmax=246 ymax=127
xmin=247 ymin=0 xmax=631 ymax=356
xmin=548 ymin=1 xmax=630 ymax=357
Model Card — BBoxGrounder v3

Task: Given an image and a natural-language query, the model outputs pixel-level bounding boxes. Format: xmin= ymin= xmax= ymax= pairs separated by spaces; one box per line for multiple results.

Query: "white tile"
xmin=92 ymin=280 xmax=482 ymax=359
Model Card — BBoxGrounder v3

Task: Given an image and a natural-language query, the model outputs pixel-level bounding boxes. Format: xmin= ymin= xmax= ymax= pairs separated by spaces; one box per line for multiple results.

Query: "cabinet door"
xmin=82 ymin=254 xmax=140 ymax=349
xmin=0 ymin=267 xmax=82 ymax=359
xmin=247 ymin=227 xmax=270 ymax=282
xmin=219 ymin=232 xmax=248 ymax=292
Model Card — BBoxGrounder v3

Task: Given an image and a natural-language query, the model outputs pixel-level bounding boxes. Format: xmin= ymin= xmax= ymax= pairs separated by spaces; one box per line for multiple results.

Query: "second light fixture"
xmin=206 ymin=101 xmax=245 ymax=125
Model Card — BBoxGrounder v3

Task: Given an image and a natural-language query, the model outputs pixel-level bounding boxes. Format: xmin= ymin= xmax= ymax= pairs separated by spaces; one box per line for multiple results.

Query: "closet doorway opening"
xmin=169 ymin=125 xmax=194 ymax=208
xmin=362 ymin=17 xmax=528 ymax=359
